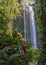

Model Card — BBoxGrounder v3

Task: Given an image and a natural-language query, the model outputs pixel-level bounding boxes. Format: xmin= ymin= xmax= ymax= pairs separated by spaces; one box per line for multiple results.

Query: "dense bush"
xmin=0 ymin=29 xmax=40 ymax=65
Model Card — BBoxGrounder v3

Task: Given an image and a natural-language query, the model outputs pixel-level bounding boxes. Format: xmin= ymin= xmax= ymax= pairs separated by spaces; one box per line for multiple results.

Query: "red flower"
xmin=22 ymin=44 xmax=26 ymax=54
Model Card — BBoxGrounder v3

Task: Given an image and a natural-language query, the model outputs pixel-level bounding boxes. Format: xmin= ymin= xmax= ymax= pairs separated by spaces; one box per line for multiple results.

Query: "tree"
xmin=38 ymin=0 xmax=46 ymax=65
xmin=0 ymin=0 xmax=20 ymax=35
xmin=0 ymin=0 xmax=20 ymax=50
xmin=36 ymin=0 xmax=46 ymax=65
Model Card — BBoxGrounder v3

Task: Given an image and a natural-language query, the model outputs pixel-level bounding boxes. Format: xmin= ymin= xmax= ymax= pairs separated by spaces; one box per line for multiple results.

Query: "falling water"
xmin=24 ymin=6 xmax=26 ymax=41
xmin=29 ymin=6 xmax=37 ymax=48
xmin=24 ymin=1 xmax=37 ymax=48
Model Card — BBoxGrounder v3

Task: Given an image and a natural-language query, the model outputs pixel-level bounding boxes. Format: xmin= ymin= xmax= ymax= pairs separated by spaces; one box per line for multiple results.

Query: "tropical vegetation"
xmin=0 ymin=0 xmax=46 ymax=65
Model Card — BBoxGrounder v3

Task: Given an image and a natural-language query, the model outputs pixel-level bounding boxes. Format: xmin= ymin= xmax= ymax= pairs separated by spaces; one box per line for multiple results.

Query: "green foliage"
xmin=0 ymin=29 xmax=40 ymax=65
xmin=0 ymin=0 xmax=20 ymax=35
xmin=4 ymin=34 xmax=13 ymax=43
xmin=13 ymin=13 xmax=24 ymax=35
xmin=33 ymin=48 xmax=40 ymax=60
xmin=0 ymin=29 xmax=25 ymax=64
xmin=26 ymin=45 xmax=40 ymax=62
xmin=0 ymin=9 xmax=8 ymax=34
xmin=36 ymin=0 xmax=46 ymax=65
xmin=41 ymin=0 xmax=46 ymax=13
xmin=0 ymin=0 xmax=20 ymax=19
xmin=12 ymin=29 xmax=24 ymax=44
xmin=26 ymin=46 xmax=34 ymax=61
xmin=0 ymin=0 xmax=42 ymax=65
xmin=35 ymin=1 xmax=43 ymax=45
xmin=35 ymin=3 xmax=42 ymax=29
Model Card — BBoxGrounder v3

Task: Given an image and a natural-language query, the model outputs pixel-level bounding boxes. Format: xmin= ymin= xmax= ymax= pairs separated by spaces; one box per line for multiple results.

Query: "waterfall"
xmin=24 ymin=6 xmax=26 ymax=41
xmin=29 ymin=6 xmax=37 ymax=48
xmin=24 ymin=2 xmax=37 ymax=48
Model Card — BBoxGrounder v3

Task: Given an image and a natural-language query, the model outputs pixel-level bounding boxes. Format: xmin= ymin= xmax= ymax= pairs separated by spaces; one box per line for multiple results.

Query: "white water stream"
xmin=24 ymin=1 xmax=37 ymax=48
xmin=29 ymin=6 xmax=37 ymax=48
